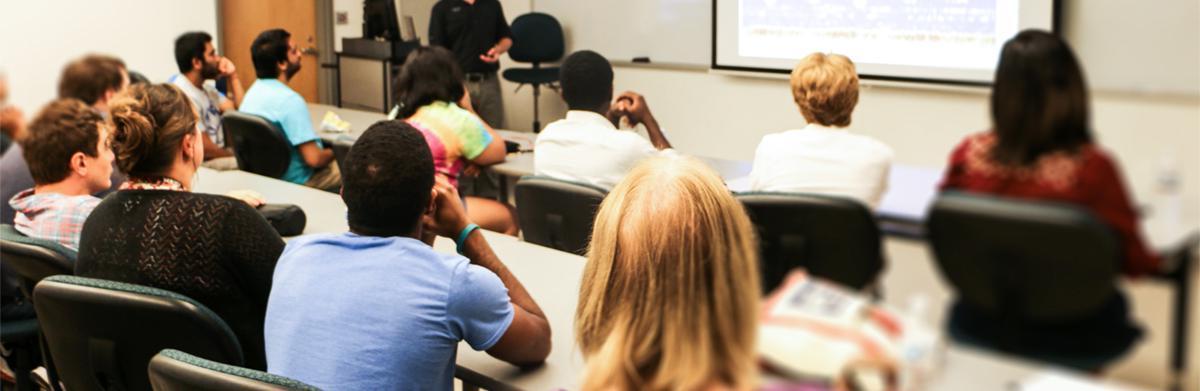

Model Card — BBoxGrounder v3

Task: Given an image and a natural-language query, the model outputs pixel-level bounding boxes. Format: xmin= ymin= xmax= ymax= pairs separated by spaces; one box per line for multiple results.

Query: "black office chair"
xmin=329 ymin=138 xmax=353 ymax=173
xmin=515 ymin=176 xmax=607 ymax=255
xmin=1 ymin=225 xmax=76 ymax=390
xmin=1 ymin=224 xmax=75 ymax=299
xmin=736 ymin=192 xmax=884 ymax=294
xmin=501 ymin=12 xmax=564 ymax=132
xmin=34 ymin=275 xmax=244 ymax=391
xmin=222 ymin=111 xmax=291 ymax=179
xmin=926 ymin=192 xmax=1141 ymax=371
xmin=148 ymin=349 xmax=317 ymax=391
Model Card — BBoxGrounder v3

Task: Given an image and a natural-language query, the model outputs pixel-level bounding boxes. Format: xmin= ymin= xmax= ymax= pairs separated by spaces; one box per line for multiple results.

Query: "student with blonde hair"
xmin=575 ymin=155 xmax=761 ymax=390
xmin=748 ymin=52 xmax=893 ymax=208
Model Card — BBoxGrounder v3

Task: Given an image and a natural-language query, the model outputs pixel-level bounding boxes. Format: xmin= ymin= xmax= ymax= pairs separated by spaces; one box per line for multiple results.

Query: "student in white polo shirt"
xmin=748 ymin=53 xmax=894 ymax=208
xmin=168 ymin=31 xmax=245 ymax=170
xmin=534 ymin=50 xmax=673 ymax=190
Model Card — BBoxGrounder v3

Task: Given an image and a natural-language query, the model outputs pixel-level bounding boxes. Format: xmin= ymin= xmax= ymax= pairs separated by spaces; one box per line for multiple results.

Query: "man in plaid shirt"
xmin=9 ymin=98 xmax=115 ymax=250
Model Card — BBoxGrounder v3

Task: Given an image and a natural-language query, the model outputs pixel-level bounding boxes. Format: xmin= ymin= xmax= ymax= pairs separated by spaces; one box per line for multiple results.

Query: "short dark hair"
xmin=394 ymin=46 xmax=465 ymax=118
xmin=251 ymin=29 xmax=291 ymax=79
xmin=175 ymin=31 xmax=213 ymax=73
xmin=23 ymin=99 xmax=106 ymax=184
xmin=560 ymin=51 xmax=613 ymax=111
xmin=58 ymin=54 xmax=126 ymax=105
xmin=342 ymin=120 xmax=435 ymax=236
xmin=991 ymin=29 xmax=1092 ymax=166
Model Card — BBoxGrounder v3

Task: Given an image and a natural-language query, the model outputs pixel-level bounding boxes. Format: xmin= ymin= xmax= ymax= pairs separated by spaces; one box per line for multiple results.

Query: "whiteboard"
xmin=529 ymin=0 xmax=1198 ymax=96
xmin=532 ymin=0 xmax=710 ymax=66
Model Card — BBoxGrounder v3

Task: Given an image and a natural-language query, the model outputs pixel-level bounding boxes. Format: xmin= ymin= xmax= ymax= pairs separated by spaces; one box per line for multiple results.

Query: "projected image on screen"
xmin=714 ymin=0 xmax=1056 ymax=85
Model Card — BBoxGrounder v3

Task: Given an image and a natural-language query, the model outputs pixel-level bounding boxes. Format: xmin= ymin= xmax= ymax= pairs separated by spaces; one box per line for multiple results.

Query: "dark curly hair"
xmin=342 ymin=120 xmax=436 ymax=236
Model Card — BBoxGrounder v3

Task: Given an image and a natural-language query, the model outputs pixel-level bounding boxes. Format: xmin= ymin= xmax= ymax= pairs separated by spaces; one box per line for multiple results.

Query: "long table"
xmin=194 ymin=167 xmax=1150 ymax=391
xmin=306 ymin=103 xmax=938 ymax=236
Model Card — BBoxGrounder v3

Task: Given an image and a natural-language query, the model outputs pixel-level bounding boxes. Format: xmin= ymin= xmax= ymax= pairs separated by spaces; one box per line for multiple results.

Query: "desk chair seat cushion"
xmin=948 ymin=293 xmax=1142 ymax=371
xmin=502 ymin=67 xmax=561 ymax=85
xmin=149 ymin=349 xmax=318 ymax=391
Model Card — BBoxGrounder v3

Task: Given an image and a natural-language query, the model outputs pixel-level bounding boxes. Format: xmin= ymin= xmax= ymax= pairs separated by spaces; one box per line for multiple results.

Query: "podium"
xmin=336 ymin=38 xmax=419 ymax=113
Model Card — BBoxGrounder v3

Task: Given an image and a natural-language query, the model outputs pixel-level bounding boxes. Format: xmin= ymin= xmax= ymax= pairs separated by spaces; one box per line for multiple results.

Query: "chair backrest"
xmin=222 ymin=111 xmax=292 ymax=179
xmin=515 ymin=176 xmax=607 ymax=255
xmin=926 ymin=192 xmax=1119 ymax=323
xmin=507 ymin=13 xmax=565 ymax=64
xmin=736 ymin=192 xmax=884 ymax=293
xmin=1 ymin=224 xmax=76 ymax=299
xmin=148 ymin=349 xmax=318 ymax=391
xmin=34 ymin=275 xmax=244 ymax=391
xmin=329 ymin=138 xmax=353 ymax=172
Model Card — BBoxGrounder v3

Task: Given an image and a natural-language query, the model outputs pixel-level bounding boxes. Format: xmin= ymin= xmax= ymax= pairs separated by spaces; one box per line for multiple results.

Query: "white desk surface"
xmin=305 ymin=103 xmax=945 ymax=223
xmin=193 ymin=167 xmax=1144 ymax=391
xmin=305 ymin=103 xmax=1200 ymax=248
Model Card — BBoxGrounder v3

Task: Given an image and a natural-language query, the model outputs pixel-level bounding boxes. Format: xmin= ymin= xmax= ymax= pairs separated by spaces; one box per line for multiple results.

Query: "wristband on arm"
xmin=456 ymin=223 xmax=481 ymax=255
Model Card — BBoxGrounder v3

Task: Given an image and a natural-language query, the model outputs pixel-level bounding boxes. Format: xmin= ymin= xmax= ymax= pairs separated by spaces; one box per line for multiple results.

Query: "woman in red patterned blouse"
xmin=940 ymin=32 xmax=1161 ymax=277
xmin=938 ymin=30 xmax=1155 ymax=368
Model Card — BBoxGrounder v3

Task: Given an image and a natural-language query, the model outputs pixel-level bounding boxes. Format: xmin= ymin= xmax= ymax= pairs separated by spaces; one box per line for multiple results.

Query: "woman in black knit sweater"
xmin=77 ymin=83 xmax=284 ymax=369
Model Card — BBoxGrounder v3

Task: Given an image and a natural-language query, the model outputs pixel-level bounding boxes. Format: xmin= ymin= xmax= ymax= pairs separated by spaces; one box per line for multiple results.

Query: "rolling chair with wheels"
xmin=34 ymin=275 xmax=244 ymax=391
xmin=514 ymin=176 xmax=607 ymax=255
xmin=735 ymin=192 xmax=884 ymax=293
xmin=926 ymin=192 xmax=1141 ymax=371
xmin=221 ymin=111 xmax=291 ymax=179
xmin=501 ymin=12 xmax=565 ymax=132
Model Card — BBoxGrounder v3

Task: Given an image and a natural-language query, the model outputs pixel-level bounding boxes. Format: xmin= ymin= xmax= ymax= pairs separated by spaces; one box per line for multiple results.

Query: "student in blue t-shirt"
xmin=263 ymin=120 xmax=551 ymax=390
xmin=239 ymin=28 xmax=340 ymax=191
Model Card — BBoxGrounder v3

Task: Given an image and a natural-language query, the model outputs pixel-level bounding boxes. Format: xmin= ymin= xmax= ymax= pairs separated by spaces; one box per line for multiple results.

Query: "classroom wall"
xmin=0 ymin=0 xmax=220 ymax=112
xmin=492 ymin=0 xmax=1200 ymax=222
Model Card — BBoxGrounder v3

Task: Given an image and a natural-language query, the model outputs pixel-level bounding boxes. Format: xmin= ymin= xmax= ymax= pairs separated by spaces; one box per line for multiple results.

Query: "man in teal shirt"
xmin=239 ymin=28 xmax=340 ymax=191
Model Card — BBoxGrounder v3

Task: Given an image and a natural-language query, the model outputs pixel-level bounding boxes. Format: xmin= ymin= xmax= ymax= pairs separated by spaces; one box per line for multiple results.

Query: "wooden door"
xmin=219 ymin=0 xmax=320 ymax=102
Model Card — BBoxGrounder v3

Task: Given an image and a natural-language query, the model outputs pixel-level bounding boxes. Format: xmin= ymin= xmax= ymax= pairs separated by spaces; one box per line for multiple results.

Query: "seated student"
xmin=264 ymin=121 xmax=551 ymax=390
xmin=76 ymin=83 xmax=284 ymax=370
xmin=534 ymin=50 xmax=673 ymax=189
xmin=576 ymin=155 xmax=760 ymax=390
xmin=940 ymin=30 xmax=1153 ymax=360
xmin=747 ymin=53 xmax=893 ymax=208
xmin=1 ymin=54 xmax=129 ymax=225
xmin=397 ymin=46 xmax=517 ymax=235
xmin=240 ymin=28 xmax=340 ymax=191
xmin=169 ymin=31 xmax=245 ymax=170
xmin=9 ymin=99 xmax=113 ymax=250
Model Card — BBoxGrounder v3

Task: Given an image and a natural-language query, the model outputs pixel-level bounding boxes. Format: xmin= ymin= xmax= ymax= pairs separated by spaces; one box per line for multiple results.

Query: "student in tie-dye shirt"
xmin=396 ymin=46 xmax=516 ymax=235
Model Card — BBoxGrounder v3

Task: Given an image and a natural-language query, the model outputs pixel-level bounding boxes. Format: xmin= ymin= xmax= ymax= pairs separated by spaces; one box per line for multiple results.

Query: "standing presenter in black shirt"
xmin=428 ymin=0 xmax=512 ymax=129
